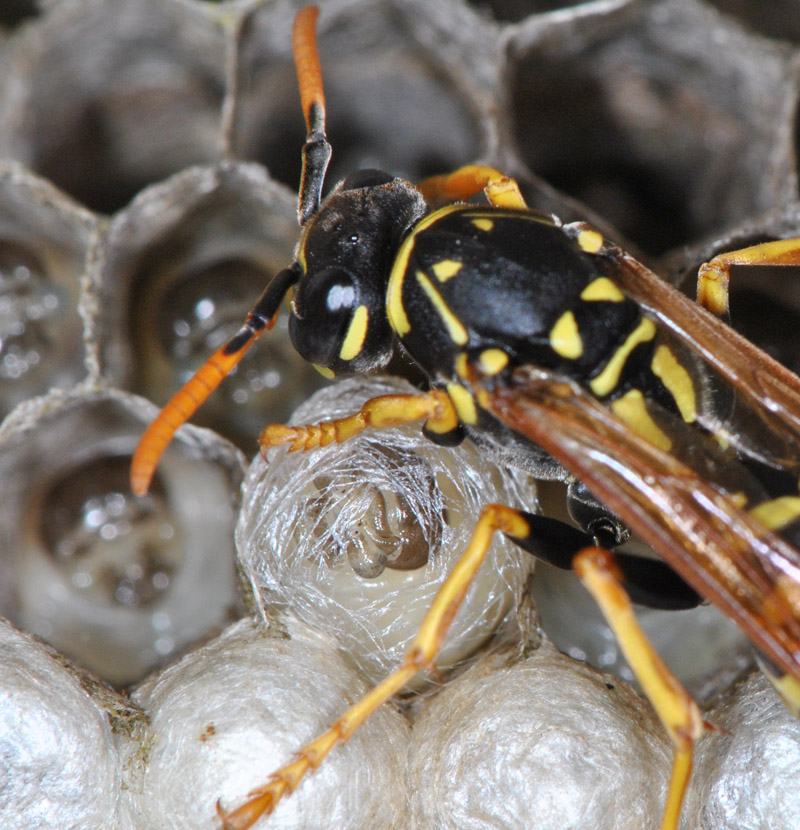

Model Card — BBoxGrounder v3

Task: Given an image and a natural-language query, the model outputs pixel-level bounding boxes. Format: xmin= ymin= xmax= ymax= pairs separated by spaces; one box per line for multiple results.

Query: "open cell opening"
xmin=508 ymin=9 xmax=795 ymax=255
xmin=233 ymin=10 xmax=480 ymax=195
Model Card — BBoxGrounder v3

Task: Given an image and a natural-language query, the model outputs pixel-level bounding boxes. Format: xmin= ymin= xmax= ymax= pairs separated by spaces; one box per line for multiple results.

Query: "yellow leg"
xmin=217 ymin=504 xmax=530 ymax=830
xmin=258 ymin=388 xmax=458 ymax=452
xmin=697 ymin=238 xmax=800 ymax=319
xmin=417 ymin=164 xmax=528 ymax=209
xmin=574 ymin=548 xmax=707 ymax=830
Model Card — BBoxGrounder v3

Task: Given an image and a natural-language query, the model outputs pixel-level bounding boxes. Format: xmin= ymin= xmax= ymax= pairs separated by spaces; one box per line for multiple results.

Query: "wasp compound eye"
xmin=290 ymin=265 xmax=394 ymax=375
xmin=289 ymin=267 xmax=357 ymax=366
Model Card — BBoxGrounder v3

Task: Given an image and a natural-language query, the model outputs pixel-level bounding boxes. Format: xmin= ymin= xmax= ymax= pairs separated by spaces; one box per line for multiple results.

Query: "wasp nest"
xmin=2 ymin=0 xmax=800 ymax=827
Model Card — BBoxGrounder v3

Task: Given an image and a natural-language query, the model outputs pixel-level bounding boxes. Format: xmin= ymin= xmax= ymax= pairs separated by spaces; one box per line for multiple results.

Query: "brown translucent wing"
xmin=488 ymin=367 xmax=800 ymax=684
xmin=611 ymin=250 xmax=800 ymax=468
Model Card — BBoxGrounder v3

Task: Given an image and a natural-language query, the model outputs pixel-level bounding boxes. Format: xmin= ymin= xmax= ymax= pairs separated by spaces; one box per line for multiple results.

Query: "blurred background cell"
xmin=0 ymin=162 xmax=96 ymax=422
xmin=504 ymin=0 xmax=800 ymax=255
xmin=0 ymin=385 xmax=245 ymax=686
xmin=0 ymin=0 xmax=39 ymax=30
xmin=230 ymin=0 xmax=488 ymax=193
xmin=706 ymin=0 xmax=800 ymax=43
xmin=0 ymin=0 xmax=227 ymax=214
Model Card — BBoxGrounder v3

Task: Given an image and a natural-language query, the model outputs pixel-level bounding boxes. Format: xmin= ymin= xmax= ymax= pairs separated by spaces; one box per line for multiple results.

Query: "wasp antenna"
xmin=130 ymin=267 xmax=299 ymax=496
xmin=293 ymin=5 xmax=332 ymax=225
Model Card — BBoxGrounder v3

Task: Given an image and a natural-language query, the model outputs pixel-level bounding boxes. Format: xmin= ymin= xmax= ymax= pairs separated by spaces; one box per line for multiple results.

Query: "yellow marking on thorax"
xmin=610 ymin=389 xmax=672 ymax=452
xmin=650 ymin=344 xmax=697 ymax=424
xmin=313 ymin=364 xmax=335 ymax=379
xmin=471 ymin=218 xmax=494 ymax=232
xmin=590 ymin=317 xmax=657 ymax=397
xmin=339 ymin=304 xmax=369 ymax=361
xmin=446 ymin=383 xmax=478 ymax=424
xmin=580 ymin=277 xmax=625 ymax=302
xmin=477 ymin=348 xmax=509 ymax=375
xmin=577 ymin=228 xmax=604 ymax=253
xmin=416 ymin=270 xmax=469 ymax=345
xmin=749 ymin=496 xmax=800 ymax=531
xmin=456 ymin=352 xmax=470 ymax=379
xmin=387 ymin=205 xmax=463 ymax=338
xmin=432 ymin=259 xmax=463 ymax=282
xmin=549 ymin=310 xmax=583 ymax=359
xmin=387 ymin=267 xmax=411 ymax=336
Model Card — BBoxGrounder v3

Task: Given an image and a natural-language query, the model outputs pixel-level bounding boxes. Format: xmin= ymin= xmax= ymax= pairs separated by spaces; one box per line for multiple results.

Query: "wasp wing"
xmin=488 ymin=367 xmax=800 ymax=683
xmin=611 ymin=249 xmax=800 ymax=469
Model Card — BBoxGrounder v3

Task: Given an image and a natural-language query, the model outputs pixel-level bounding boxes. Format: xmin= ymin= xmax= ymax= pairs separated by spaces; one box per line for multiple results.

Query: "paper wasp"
xmin=131 ymin=6 xmax=800 ymax=828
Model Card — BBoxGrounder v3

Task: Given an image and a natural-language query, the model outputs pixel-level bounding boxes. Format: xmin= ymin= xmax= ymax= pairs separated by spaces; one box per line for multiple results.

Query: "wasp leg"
xmin=258 ymin=388 xmax=458 ymax=452
xmin=574 ymin=547 xmax=707 ymax=830
xmin=217 ymin=504 xmax=531 ymax=830
xmin=417 ymin=164 xmax=527 ymax=209
xmin=566 ymin=478 xmax=629 ymax=546
xmin=697 ymin=238 xmax=800 ymax=320
xmin=516 ymin=513 xmax=702 ymax=611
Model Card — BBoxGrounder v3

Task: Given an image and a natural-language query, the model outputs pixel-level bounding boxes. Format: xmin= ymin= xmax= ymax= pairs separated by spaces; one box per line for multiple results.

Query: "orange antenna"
xmin=293 ymin=6 xmax=325 ymax=133
xmin=293 ymin=5 xmax=332 ymax=224
xmin=130 ymin=267 xmax=299 ymax=496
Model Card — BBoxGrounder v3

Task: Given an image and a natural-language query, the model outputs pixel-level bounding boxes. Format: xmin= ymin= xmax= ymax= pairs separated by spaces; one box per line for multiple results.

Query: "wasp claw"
xmin=217 ymin=790 xmax=279 ymax=830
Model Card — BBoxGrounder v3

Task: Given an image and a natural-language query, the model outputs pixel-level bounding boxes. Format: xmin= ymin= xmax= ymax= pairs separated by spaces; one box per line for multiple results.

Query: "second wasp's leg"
xmin=217 ymin=504 xmax=531 ymax=830
xmin=574 ymin=547 xmax=707 ymax=830
xmin=697 ymin=238 xmax=800 ymax=320
xmin=259 ymin=388 xmax=458 ymax=452
xmin=417 ymin=164 xmax=528 ymax=209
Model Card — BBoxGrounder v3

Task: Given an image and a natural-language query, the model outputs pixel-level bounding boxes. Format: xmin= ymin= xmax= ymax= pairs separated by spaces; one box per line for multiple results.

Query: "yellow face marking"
xmin=749 ymin=496 xmax=800 ymax=531
xmin=590 ymin=317 xmax=657 ymax=397
xmin=313 ymin=364 xmax=335 ymax=379
xmin=580 ymin=277 xmax=625 ymax=302
xmin=387 ymin=205 xmax=463 ymax=337
xmin=415 ymin=270 xmax=469 ymax=346
xmin=432 ymin=259 xmax=463 ymax=282
xmin=471 ymin=218 xmax=494 ymax=232
xmin=478 ymin=348 xmax=509 ymax=375
xmin=338 ymin=304 xmax=369 ymax=362
xmin=650 ymin=344 xmax=697 ymax=424
xmin=446 ymin=383 xmax=478 ymax=425
xmin=549 ymin=310 xmax=583 ymax=359
xmin=577 ymin=228 xmax=604 ymax=253
xmin=610 ymin=389 xmax=672 ymax=452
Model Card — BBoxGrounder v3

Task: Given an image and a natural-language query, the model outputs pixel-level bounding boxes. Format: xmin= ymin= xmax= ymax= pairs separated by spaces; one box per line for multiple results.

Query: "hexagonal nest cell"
xmin=3 ymin=0 xmax=800 ymax=827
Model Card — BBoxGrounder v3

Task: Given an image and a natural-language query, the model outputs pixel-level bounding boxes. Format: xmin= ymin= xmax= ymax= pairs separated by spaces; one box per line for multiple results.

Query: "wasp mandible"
xmin=132 ymin=6 xmax=800 ymax=829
